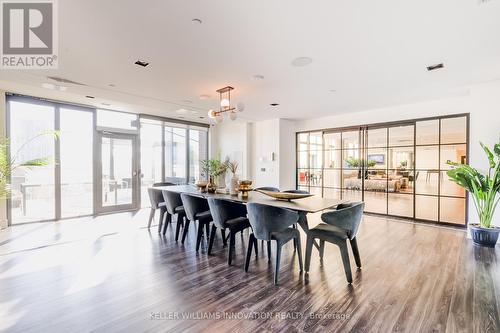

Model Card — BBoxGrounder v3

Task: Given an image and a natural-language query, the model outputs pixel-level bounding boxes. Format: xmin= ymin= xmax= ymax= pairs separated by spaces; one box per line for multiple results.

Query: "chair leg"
xmin=158 ymin=208 xmax=165 ymax=233
xmin=181 ymin=219 xmax=191 ymax=244
xmin=162 ymin=213 xmax=171 ymax=235
xmin=196 ymin=221 xmax=204 ymax=252
xmin=221 ymin=229 xmax=227 ymax=246
xmin=274 ymin=241 xmax=282 ymax=285
xmin=267 ymin=240 xmax=271 ymax=262
xmin=228 ymin=231 xmax=236 ymax=265
xmin=253 ymin=232 xmax=258 ymax=257
xmin=338 ymin=241 xmax=353 ymax=283
xmin=292 ymin=224 xmax=297 ymax=251
xmin=296 ymin=235 xmax=303 ymax=272
xmin=175 ymin=215 xmax=183 ymax=241
xmin=350 ymin=237 xmax=361 ymax=268
xmin=205 ymin=222 xmax=210 ymax=240
xmin=305 ymin=235 xmax=314 ymax=273
xmin=245 ymin=234 xmax=255 ymax=272
xmin=319 ymin=240 xmax=325 ymax=261
xmin=208 ymin=224 xmax=217 ymax=255
xmin=147 ymin=208 xmax=155 ymax=228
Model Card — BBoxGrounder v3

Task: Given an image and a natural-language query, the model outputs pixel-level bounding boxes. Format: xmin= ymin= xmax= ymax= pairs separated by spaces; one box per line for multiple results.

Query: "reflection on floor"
xmin=1 ymin=210 xmax=498 ymax=332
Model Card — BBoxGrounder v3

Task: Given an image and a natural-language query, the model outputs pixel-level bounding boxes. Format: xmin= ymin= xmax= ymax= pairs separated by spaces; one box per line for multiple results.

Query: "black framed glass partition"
xmin=296 ymin=114 xmax=469 ymax=226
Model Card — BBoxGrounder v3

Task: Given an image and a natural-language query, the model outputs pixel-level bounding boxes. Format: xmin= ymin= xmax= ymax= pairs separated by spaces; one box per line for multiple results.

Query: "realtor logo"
xmin=1 ymin=0 xmax=58 ymax=69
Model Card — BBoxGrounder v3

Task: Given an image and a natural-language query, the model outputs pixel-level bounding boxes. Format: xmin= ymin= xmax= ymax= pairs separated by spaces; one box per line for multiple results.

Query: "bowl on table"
xmin=255 ymin=189 xmax=313 ymax=201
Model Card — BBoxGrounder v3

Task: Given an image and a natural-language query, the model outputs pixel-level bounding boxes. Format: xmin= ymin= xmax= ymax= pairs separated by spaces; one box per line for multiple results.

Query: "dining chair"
xmin=147 ymin=188 xmax=167 ymax=232
xmin=304 ymin=202 xmax=364 ymax=284
xmin=180 ymin=193 xmax=213 ymax=251
xmin=161 ymin=190 xmax=186 ymax=241
xmin=255 ymin=187 xmax=280 ymax=192
xmin=245 ymin=203 xmax=303 ymax=285
xmin=207 ymin=198 xmax=252 ymax=265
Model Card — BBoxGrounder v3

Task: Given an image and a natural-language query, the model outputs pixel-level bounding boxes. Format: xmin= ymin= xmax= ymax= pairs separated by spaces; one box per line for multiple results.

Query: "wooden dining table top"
xmin=151 ymin=184 xmax=346 ymax=213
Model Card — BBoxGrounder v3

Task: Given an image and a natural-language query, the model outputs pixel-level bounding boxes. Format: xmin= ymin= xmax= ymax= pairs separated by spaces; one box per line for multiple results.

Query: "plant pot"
xmin=469 ymin=224 xmax=500 ymax=248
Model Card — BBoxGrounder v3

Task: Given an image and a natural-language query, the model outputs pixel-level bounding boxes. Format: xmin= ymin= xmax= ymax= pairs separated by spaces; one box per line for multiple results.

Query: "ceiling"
xmin=1 ymin=0 xmax=500 ymax=123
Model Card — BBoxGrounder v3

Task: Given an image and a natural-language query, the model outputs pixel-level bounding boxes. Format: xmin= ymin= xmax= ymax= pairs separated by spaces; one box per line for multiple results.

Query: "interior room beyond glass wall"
xmin=297 ymin=114 xmax=468 ymax=226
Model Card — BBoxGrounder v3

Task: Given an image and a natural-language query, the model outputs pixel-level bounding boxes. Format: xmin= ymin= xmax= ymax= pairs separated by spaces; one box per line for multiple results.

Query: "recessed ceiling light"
xmin=181 ymin=99 xmax=193 ymax=104
xmin=199 ymin=94 xmax=210 ymax=100
xmin=199 ymin=116 xmax=205 ymax=119
xmin=252 ymin=74 xmax=265 ymax=80
xmin=42 ymin=83 xmax=55 ymax=89
xmin=101 ymin=102 xmax=111 ymax=106
xmin=270 ymin=103 xmax=279 ymax=107
xmin=135 ymin=60 xmax=149 ymax=67
xmin=108 ymin=84 xmax=115 ymax=87
xmin=329 ymin=89 xmax=336 ymax=92
xmin=192 ymin=18 xmax=202 ymax=24
xmin=85 ymin=95 xmax=95 ymax=99
xmin=57 ymin=86 xmax=67 ymax=91
xmin=291 ymin=57 xmax=313 ymax=67
xmin=427 ymin=63 xmax=444 ymax=71
xmin=176 ymin=109 xmax=188 ymax=114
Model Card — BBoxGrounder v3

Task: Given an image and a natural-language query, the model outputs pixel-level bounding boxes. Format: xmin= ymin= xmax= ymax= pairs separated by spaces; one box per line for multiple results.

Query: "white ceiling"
xmin=1 ymin=0 xmax=500 ymax=123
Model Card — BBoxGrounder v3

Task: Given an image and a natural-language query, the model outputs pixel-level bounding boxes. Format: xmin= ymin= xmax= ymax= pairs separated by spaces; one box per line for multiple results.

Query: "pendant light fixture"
xmin=207 ymin=86 xmax=244 ymax=123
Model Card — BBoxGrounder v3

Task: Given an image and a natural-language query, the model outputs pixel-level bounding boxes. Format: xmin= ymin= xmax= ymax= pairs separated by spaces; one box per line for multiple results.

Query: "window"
xmin=189 ymin=128 xmax=208 ymax=183
xmin=8 ymin=101 xmax=56 ymax=223
xmin=60 ymin=108 xmax=93 ymax=217
xmin=97 ymin=109 xmax=138 ymax=132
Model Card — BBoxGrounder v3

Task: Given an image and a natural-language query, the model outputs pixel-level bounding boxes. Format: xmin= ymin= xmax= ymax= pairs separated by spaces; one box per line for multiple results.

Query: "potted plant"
xmin=200 ymin=158 xmax=227 ymax=193
xmin=447 ymin=140 xmax=500 ymax=247
xmin=226 ymin=160 xmax=239 ymax=195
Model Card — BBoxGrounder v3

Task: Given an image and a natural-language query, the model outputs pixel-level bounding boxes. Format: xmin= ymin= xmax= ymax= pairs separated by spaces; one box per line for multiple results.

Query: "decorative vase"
xmin=469 ymin=224 xmax=500 ymax=247
xmin=206 ymin=177 xmax=217 ymax=193
xmin=218 ymin=171 xmax=226 ymax=189
xmin=230 ymin=174 xmax=239 ymax=196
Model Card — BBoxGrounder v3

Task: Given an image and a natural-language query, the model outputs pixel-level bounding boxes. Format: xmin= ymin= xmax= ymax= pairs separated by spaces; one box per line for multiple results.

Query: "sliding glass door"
xmin=297 ymin=114 xmax=468 ymax=226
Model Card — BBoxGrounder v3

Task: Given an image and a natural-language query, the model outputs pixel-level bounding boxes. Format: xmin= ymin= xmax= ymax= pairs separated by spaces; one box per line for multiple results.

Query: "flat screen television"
xmin=368 ymin=154 xmax=385 ymax=164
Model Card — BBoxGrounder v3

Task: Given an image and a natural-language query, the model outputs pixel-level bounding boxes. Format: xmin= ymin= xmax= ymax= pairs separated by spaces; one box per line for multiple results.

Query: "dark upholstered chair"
xmin=161 ymin=190 xmax=186 ymax=241
xmin=147 ymin=188 xmax=167 ymax=232
xmin=255 ymin=187 xmax=280 ymax=192
xmin=305 ymin=202 xmax=364 ymax=284
xmin=153 ymin=182 xmax=176 ymax=187
xmin=180 ymin=193 xmax=213 ymax=251
xmin=283 ymin=189 xmax=310 ymax=194
xmin=245 ymin=203 xmax=303 ymax=285
xmin=207 ymin=198 xmax=252 ymax=265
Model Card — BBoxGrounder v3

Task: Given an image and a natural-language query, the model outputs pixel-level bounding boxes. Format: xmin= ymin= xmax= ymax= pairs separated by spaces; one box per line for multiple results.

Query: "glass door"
xmin=96 ymin=132 xmax=139 ymax=213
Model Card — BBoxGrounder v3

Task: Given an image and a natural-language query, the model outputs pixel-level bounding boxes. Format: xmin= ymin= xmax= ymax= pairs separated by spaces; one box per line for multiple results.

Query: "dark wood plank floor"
xmin=0 ymin=210 xmax=499 ymax=333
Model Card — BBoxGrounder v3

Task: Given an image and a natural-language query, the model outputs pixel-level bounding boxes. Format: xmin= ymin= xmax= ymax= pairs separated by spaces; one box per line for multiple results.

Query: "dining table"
xmin=151 ymin=184 xmax=347 ymax=251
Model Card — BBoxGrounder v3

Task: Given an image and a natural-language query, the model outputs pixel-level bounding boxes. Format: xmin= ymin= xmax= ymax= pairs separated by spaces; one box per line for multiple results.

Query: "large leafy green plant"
xmin=0 ymin=131 xmax=59 ymax=199
xmin=447 ymin=140 xmax=500 ymax=228
xmin=200 ymin=158 xmax=227 ymax=181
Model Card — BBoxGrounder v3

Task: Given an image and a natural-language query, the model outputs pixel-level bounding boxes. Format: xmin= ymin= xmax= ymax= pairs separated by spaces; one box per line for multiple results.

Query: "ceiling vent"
xmin=478 ymin=0 xmax=494 ymax=4
xmin=47 ymin=76 xmax=86 ymax=85
xmin=135 ymin=60 xmax=149 ymax=67
xmin=427 ymin=63 xmax=444 ymax=71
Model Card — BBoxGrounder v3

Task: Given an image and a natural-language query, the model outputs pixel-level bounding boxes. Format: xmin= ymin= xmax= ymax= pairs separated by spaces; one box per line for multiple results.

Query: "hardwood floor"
xmin=0 ymin=210 xmax=498 ymax=332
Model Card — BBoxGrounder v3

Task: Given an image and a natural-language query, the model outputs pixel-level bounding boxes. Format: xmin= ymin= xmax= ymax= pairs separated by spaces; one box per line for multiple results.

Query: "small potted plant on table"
xmin=447 ymin=140 xmax=500 ymax=247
